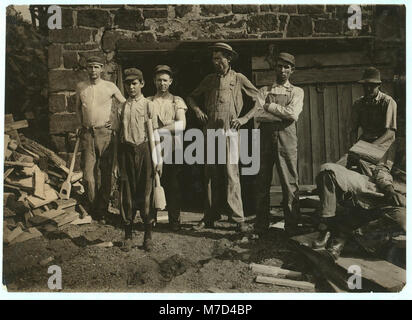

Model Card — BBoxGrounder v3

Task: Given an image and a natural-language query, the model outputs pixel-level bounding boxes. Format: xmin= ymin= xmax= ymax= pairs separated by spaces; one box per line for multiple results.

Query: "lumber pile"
xmin=3 ymin=114 xmax=90 ymax=246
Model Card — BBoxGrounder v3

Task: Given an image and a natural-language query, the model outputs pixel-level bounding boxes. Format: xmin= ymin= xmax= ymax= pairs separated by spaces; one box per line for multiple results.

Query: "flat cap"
xmin=208 ymin=42 xmax=238 ymax=60
xmin=277 ymin=52 xmax=295 ymax=66
xmin=86 ymin=55 xmax=104 ymax=65
xmin=154 ymin=65 xmax=173 ymax=76
xmin=124 ymin=68 xmax=144 ymax=81
xmin=358 ymin=67 xmax=382 ymax=84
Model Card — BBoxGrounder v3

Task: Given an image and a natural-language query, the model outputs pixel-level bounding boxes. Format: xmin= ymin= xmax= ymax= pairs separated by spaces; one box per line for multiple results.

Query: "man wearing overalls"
xmin=187 ymin=42 xmax=260 ymax=232
xmin=75 ymin=56 xmax=126 ymax=224
xmin=254 ymin=52 xmax=304 ymax=235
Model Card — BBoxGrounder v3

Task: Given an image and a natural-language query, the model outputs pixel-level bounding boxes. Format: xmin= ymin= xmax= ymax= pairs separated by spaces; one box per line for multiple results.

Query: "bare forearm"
xmin=373 ymin=129 xmax=395 ymax=145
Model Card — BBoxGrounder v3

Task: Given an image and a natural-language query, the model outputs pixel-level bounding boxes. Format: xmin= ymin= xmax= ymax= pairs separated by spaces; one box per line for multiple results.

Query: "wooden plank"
xmin=349 ymin=140 xmax=389 ymax=164
xmin=4 ymin=168 xmax=14 ymax=180
xmin=27 ymin=189 xmax=59 ymax=208
xmin=351 ymin=83 xmax=364 ymax=103
xmin=250 ymin=263 xmax=302 ymax=278
xmin=256 ymin=275 xmax=315 ymax=290
xmin=4 ymin=161 xmax=35 ymax=168
xmin=254 ymin=67 xmax=395 ymax=87
xmin=336 ymin=257 xmax=406 ymax=292
xmin=337 ymin=84 xmax=353 ymax=157
xmin=4 ymin=114 xmax=21 ymax=144
xmin=4 ymin=177 xmax=33 ymax=190
xmin=53 ymin=211 xmax=80 ymax=227
xmin=5 ymin=120 xmax=28 ymax=131
xmin=309 ymin=86 xmax=324 ymax=182
xmin=9 ymin=227 xmax=43 ymax=245
xmin=33 ymin=168 xmax=46 ymax=199
xmin=4 ymin=226 xmax=24 ymax=244
xmin=252 ymin=51 xmax=375 ymax=70
xmin=52 ymin=198 xmax=77 ymax=210
xmin=297 ymin=86 xmax=313 ymax=184
xmin=323 ymin=85 xmax=340 ymax=162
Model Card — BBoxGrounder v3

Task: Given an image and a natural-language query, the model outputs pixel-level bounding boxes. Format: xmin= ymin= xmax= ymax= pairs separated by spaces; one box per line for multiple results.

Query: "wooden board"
xmin=254 ymin=67 xmax=394 ymax=86
xmin=336 ymin=257 xmax=406 ymax=292
xmin=5 ymin=120 xmax=28 ymax=131
xmin=27 ymin=189 xmax=59 ymax=208
xmin=256 ymin=275 xmax=315 ymax=291
xmin=349 ymin=140 xmax=389 ymax=164
xmin=33 ymin=168 xmax=46 ymax=199
xmin=29 ymin=209 xmax=65 ymax=226
xmin=323 ymin=85 xmax=340 ymax=162
xmin=4 ymin=114 xmax=21 ymax=144
xmin=251 ymin=50 xmax=395 ymax=70
xmin=52 ymin=211 xmax=80 ymax=227
xmin=297 ymin=86 xmax=313 ymax=184
xmin=337 ymin=84 xmax=353 ymax=157
xmin=308 ymin=85 xmax=325 ymax=182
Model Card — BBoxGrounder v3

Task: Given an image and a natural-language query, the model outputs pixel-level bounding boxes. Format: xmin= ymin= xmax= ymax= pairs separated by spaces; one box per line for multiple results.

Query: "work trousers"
xmin=161 ymin=163 xmax=181 ymax=225
xmin=255 ymin=122 xmax=300 ymax=230
xmin=119 ymin=142 xmax=155 ymax=225
xmin=80 ymin=127 xmax=113 ymax=218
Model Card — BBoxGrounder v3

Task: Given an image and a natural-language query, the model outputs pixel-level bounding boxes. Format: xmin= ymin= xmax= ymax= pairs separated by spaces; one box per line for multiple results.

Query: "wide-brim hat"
xmin=208 ymin=42 xmax=238 ymax=60
xmin=358 ymin=67 xmax=382 ymax=84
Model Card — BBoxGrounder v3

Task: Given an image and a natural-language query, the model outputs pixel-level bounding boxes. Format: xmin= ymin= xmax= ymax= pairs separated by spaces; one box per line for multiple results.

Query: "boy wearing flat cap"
xmin=118 ymin=68 xmax=157 ymax=251
xmin=76 ymin=56 xmax=126 ymax=224
xmin=254 ymin=52 xmax=304 ymax=236
xmin=148 ymin=65 xmax=187 ymax=231
xmin=187 ymin=42 xmax=260 ymax=232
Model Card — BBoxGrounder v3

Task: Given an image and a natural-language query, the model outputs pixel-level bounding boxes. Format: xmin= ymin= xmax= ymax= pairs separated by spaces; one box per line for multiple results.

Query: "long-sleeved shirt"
xmin=188 ymin=69 xmax=260 ymax=118
xmin=258 ymin=80 xmax=304 ymax=122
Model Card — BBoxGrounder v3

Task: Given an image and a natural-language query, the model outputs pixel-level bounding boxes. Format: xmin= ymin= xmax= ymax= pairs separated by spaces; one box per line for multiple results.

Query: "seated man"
xmin=313 ymin=67 xmax=405 ymax=260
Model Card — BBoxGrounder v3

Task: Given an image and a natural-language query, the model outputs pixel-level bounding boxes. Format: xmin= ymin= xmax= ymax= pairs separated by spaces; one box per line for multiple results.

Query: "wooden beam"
xmin=250 ymin=263 xmax=303 ymax=278
xmin=254 ymin=67 xmax=395 ymax=86
xmin=5 ymin=120 xmax=29 ymax=132
xmin=255 ymin=275 xmax=315 ymax=290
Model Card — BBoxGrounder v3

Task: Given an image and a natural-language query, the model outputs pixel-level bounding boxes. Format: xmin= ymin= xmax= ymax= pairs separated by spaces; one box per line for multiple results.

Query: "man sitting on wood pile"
xmin=313 ymin=67 xmax=406 ymax=260
xmin=75 ymin=56 xmax=126 ymax=224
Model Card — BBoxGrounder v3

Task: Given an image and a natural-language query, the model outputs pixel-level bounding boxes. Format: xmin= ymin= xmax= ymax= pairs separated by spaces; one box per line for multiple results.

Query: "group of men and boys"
xmin=75 ymin=42 xmax=405 ymax=257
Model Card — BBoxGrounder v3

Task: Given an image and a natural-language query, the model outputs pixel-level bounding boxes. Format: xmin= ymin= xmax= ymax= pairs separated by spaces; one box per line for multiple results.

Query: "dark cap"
xmin=208 ymin=42 xmax=238 ymax=60
xmin=277 ymin=52 xmax=295 ymax=66
xmin=86 ymin=55 xmax=104 ymax=65
xmin=124 ymin=68 xmax=144 ymax=81
xmin=154 ymin=65 xmax=173 ymax=76
xmin=358 ymin=67 xmax=382 ymax=84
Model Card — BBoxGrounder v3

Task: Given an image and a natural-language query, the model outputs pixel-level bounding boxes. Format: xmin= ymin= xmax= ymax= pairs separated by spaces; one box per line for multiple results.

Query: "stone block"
xmin=143 ymin=8 xmax=168 ymax=18
xmin=77 ymin=9 xmax=111 ymax=28
xmin=64 ymin=43 xmax=100 ymax=51
xmin=63 ymin=51 xmax=78 ymax=69
xmin=286 ymin=16 xmax=313 ymax=37
xmin=101 ymin=30 xmax=120 ymax=52
xmin=260 ymin=5 xmax=280 ymax=13
xmin=67 ymin=94 xmax=77 ymax=113
xmin=280 ymin=5 xmax=297 ymax=14
xmin=206 ymin=15 xmax=234 ymax=24
xmin=232 ymin=5 xmax=259 ymax=14
xmin=200 ymin=5 xmax=232 ymax=16
xmin=136 ymin=32 xmax=157 ymax=42
xmin=261 ymin=32 xmax=284 ymax=38
xmin=298 ymin=5 xmax=325 ymax=14
xmin=175 ymin=5 xmax=193 ymax=18
xmin=247 ymin=13 xmax=278 ymax=33
xmin=62 ymin=8 xmax=74 ymax=28
xmin=314 ymin=19 xmax=342 ymax=34
xmin=49 ymin=113 xmax=80 ymax=134
xmin=49 ymin=94 xmax=66 ymax=113
xmin=114 ymin=7 xmax=145 ymax=31
xmin=50 ymin=134 xmax=67 ymax=152
xmin=49 ymin=28 xmax=92 ymax=43
xmin=49 ymin=70 xmax=88 ymax=92
xmin=48 ymin=44 xmax=62 ymax=69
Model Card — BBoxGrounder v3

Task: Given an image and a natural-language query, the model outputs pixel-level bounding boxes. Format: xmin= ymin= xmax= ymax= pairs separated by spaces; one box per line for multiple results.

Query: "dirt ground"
xmin=3 ymin=210 xmax=317 ymax=293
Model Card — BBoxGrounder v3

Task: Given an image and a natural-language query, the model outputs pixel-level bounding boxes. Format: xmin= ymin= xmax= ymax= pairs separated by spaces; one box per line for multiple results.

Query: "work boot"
xmin=121 ymin=224 xmax=133 ymax=252
xmin=143 ymin=224 xmax=153 ymax=252
xmin=326 ymin=236 xmax=346 ymax=260
xmin=192 ymin=220 xmax=215 ymax=231
xmin=170 ymin=222 xmax=181 ymax=232
xmin=313 ymin=223 xmax=332 ymax=249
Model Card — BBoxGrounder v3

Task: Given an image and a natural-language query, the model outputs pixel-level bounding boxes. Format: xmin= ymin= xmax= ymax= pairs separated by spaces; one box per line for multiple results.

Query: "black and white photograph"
xmin=1 ymin=2 xmax=407 ymax=296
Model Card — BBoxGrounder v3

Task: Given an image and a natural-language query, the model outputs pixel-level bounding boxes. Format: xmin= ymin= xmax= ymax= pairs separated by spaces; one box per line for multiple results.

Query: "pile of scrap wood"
xmin=4 ymin=114 xmax=90 ymax=246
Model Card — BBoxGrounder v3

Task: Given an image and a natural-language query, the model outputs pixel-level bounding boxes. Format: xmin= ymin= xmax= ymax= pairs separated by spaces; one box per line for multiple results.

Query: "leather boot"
xmin=143 ymin=224 xmax=153 ymax=252
xmin=313 ymin=223 xmax=331 ymax=249
xmin=327 ymin=236 xmax=346 ymax=260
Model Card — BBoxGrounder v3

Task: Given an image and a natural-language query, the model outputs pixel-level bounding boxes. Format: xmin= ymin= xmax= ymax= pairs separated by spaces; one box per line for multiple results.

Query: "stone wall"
xmin=47 ymin=4 xmax=403 ymax=154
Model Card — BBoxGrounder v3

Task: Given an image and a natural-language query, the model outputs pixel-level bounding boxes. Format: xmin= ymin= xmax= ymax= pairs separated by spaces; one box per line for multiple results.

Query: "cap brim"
xmin=125 ymin=75 xmax=139 ymax=81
